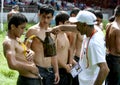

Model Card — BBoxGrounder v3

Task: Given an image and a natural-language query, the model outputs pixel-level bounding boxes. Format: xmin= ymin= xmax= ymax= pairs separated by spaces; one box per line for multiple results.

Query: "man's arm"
xmin=51 ymin=24 xmax=78 ymax=34
xmin=3 ymin=41 xmax=39 ymax=75
xmin=51 ymin=56 xmax=60 ymax=84
xmin=94 ymin=62 xmax=109 ymax=85
xmin=75 ymin=33 xmax=83 ymax=57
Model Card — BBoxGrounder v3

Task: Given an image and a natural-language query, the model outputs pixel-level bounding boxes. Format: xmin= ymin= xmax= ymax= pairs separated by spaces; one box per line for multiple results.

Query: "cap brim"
xmin=69 ymin=17 xmax=78 ymax=23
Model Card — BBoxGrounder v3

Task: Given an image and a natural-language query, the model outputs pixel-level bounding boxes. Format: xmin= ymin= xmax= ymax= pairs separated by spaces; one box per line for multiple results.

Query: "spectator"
xmin=94 ymin=10 xmax=104 ymax=31
xmin=70 ymin=7 xmax=80 ymax=17
xmin=7 ymin=5 xmax=19 ymax=22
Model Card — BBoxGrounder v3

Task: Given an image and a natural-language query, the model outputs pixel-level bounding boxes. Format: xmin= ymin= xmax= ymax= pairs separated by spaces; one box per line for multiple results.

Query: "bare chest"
xmin=57 ymin=33 xmax=70 ymax=50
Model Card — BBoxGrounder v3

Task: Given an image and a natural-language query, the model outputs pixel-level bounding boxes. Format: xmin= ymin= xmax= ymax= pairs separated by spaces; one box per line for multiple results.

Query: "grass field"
xmin=0 ymin=22 xmax=35 ymax=85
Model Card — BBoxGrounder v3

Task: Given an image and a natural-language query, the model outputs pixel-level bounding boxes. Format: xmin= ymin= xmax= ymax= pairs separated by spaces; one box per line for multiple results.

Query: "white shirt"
xmin=78 ymin=30 xmax=106 ymax=85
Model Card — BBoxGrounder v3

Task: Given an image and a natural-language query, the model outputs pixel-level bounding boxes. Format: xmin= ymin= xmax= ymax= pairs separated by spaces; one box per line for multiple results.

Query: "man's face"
xmin=76 ymin=22 xmax=87 ymax=35
xmin=14 ymin=23 xmax=26 ymax=38
xmin=39 ymin=13 xmax=53 ymax=26
xmin=96 ymin=17 xmax=102 ymax=25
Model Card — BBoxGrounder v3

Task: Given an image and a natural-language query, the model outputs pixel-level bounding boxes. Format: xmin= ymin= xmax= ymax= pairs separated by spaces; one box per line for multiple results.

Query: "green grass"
xmin=0 ymin=22 xmax=36 ymax=85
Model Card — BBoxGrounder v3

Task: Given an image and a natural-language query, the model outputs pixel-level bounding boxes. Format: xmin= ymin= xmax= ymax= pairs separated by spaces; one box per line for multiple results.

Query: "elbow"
xmin=8 ymin=62 xmax=17 ymax=70
xmin=103 ymin=65 xmax=110 ymax=76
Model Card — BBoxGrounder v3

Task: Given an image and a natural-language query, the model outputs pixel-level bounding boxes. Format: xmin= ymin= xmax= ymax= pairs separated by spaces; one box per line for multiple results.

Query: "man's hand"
xmin=49 ymin=28 xmax=61 ymax=35
xmin=29 ymin=63 xmax=39 ymax=77
xmin=65 ymin=64 xmax=72 ymax=73
xmin=54 ymin=72 xmax=60 ymax=84
xmin=26 ymin=49 xmax=35 ymax=62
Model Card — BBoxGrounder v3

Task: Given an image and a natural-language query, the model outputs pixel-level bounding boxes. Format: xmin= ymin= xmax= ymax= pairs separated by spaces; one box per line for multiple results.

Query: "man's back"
xmin=106 ymin=21 xmax=120 ymax=56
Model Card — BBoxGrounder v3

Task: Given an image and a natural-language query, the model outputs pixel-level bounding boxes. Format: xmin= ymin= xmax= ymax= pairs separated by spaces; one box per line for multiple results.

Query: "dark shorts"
xmin=37 ymin=66 xmax=55 ymax=85
xmin=72 ymin=75 xmax=79 ymax=85
xmin=58 ymin=68 xmax=72 ymax=85
xmin=106 ymin=54 xmax=120 ymax=85
xmin=17 ymin=75 xmax=41 ymax=85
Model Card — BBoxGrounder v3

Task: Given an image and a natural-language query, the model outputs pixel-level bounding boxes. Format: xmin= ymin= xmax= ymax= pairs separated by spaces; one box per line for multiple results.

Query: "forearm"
xmin=8 ymin=59 xmax=38 ymax=76
xmin=68 ymin=48 xmax=74 ymax=65
xmin=51 ymin=56 xmax=59 ymax=74
xmin=14 ymin=61 xmax=36 ymax=74
xmin=94 ymin=63 xmax=109 ymax=85
xmin=53 ymin=25 xmax=78 ymax=32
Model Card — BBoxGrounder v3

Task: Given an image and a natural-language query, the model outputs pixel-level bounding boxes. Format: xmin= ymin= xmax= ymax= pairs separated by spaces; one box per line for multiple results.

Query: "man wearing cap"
xmin=50 ymin=10 xmax=109 ymax=85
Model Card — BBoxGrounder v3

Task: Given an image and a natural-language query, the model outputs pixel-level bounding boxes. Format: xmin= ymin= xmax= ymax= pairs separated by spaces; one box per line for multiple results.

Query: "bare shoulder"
xmin=26 ymin=24 xmax=39 ymax=37
xmin=3 ymin=37 xmax=12 ymax=47
xmin=3 ymin=37 xmax=14 ymax=54
xmin=114 ymin=28 xmax=120 ymax=35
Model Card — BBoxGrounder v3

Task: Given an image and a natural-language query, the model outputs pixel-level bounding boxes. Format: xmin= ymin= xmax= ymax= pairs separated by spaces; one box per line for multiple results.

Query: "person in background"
xmin=105 ymin=5 xmax=120 ymax=85
xmin=25 ymin=5 xmax=60 ymax=85
xmin=50 ymin=10 xmax=109 ymax=85
xmin=7 ymin=5 xmax=19 ymax=21
xmin=108 ymin=15 xmax=115 ymax=22
xmin=3 ymin=13 xmax=40 ymax=85
xmin=94 ymin=10 xmax=104 ymax=31
xmin=70 ymin=7 xmax=80 ymax=17
xmin=55 ymin=11 xmax=73 ymax=85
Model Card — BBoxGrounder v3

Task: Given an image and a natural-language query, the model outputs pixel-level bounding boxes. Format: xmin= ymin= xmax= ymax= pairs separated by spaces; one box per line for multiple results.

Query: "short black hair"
xmin=70 ymin=7 xmax=80 ymax=16
xmin=38 ymin=4 xmax=54 ymax=16
xmin=94 ymin=10 xmax=103 ymax=19
xmin=109 ymin=15 xmax=115 ymax=22
xmin=55 ymin=11 xmax=70 ymax=25
xmin=8 ymin=13 xmax=28 ymax=30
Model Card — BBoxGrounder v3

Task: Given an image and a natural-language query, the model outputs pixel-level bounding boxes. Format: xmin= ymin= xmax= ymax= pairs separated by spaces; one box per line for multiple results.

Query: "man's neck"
xmin=86 ymin=27 xmax=95 ymax=37
xmin=39 ymin=22 xmax=49 ymax=30
xmin=8 ymin=31 xmax=16 ymax=40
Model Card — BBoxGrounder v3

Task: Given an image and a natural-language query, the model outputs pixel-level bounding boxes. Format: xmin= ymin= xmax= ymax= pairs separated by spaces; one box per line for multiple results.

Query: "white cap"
xmin=69 ymin=10 xmax=97 ymax=25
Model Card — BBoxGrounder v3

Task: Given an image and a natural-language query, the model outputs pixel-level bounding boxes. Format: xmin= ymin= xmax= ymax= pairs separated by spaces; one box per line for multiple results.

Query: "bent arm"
xmin=94 ymin=62 xmax=109 ymax=85
xmin=3 ymin=42 xmax=38 ymax=75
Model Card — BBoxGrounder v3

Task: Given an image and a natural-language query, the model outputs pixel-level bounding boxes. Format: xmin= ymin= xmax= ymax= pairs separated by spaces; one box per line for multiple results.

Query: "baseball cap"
xmin=69 ymin=10 xmax=97 ymax=25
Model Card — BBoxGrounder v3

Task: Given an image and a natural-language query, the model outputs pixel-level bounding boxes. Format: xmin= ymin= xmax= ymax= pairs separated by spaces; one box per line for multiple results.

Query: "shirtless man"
xmin=55 ymin=11 xmax=72 ymax=85
xmin=3 ymin=13 xmax=40 ymax=85
xmin=7 ymin=5 xmax=19 ymax=21
xmin=69 ymin=7 xmax=83 ymax=62
xmin=25 ymin=5 xmax=59 ymax=85
xmin=105 ymin=5 xmax=120 ymax=85
xmin=69 ymin=8 xmax=83 ymax=85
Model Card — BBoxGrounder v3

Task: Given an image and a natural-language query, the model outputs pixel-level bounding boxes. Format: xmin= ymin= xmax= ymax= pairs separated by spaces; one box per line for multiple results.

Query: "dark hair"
xmin=94 ymin=10 xmax=103 ymax=19
xmin=8 ymin=13 xmax=28 ymax=30
xmin=70 ymin=7 xmax=80 ymax=16
xmin=55 ymin=11 xmax=70 ymax=25
xmin=114 ymin=5 xmax=120 ymax=17
xmin=38 ymin=4 xmax=54 ymax=16
xmin=109 ymin=15 xmax=115 ymax=22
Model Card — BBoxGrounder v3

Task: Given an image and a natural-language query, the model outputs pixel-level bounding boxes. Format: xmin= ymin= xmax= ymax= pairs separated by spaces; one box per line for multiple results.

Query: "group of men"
xmin=3 ymin=4 xmax=120 ymax=85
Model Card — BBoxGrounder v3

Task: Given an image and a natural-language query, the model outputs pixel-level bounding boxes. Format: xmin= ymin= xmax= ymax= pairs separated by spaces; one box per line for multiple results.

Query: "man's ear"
xmin=11 ymin=24 xmax=16 ymax=30
xmin=59 ymin=22 xmax=63 ymax=25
